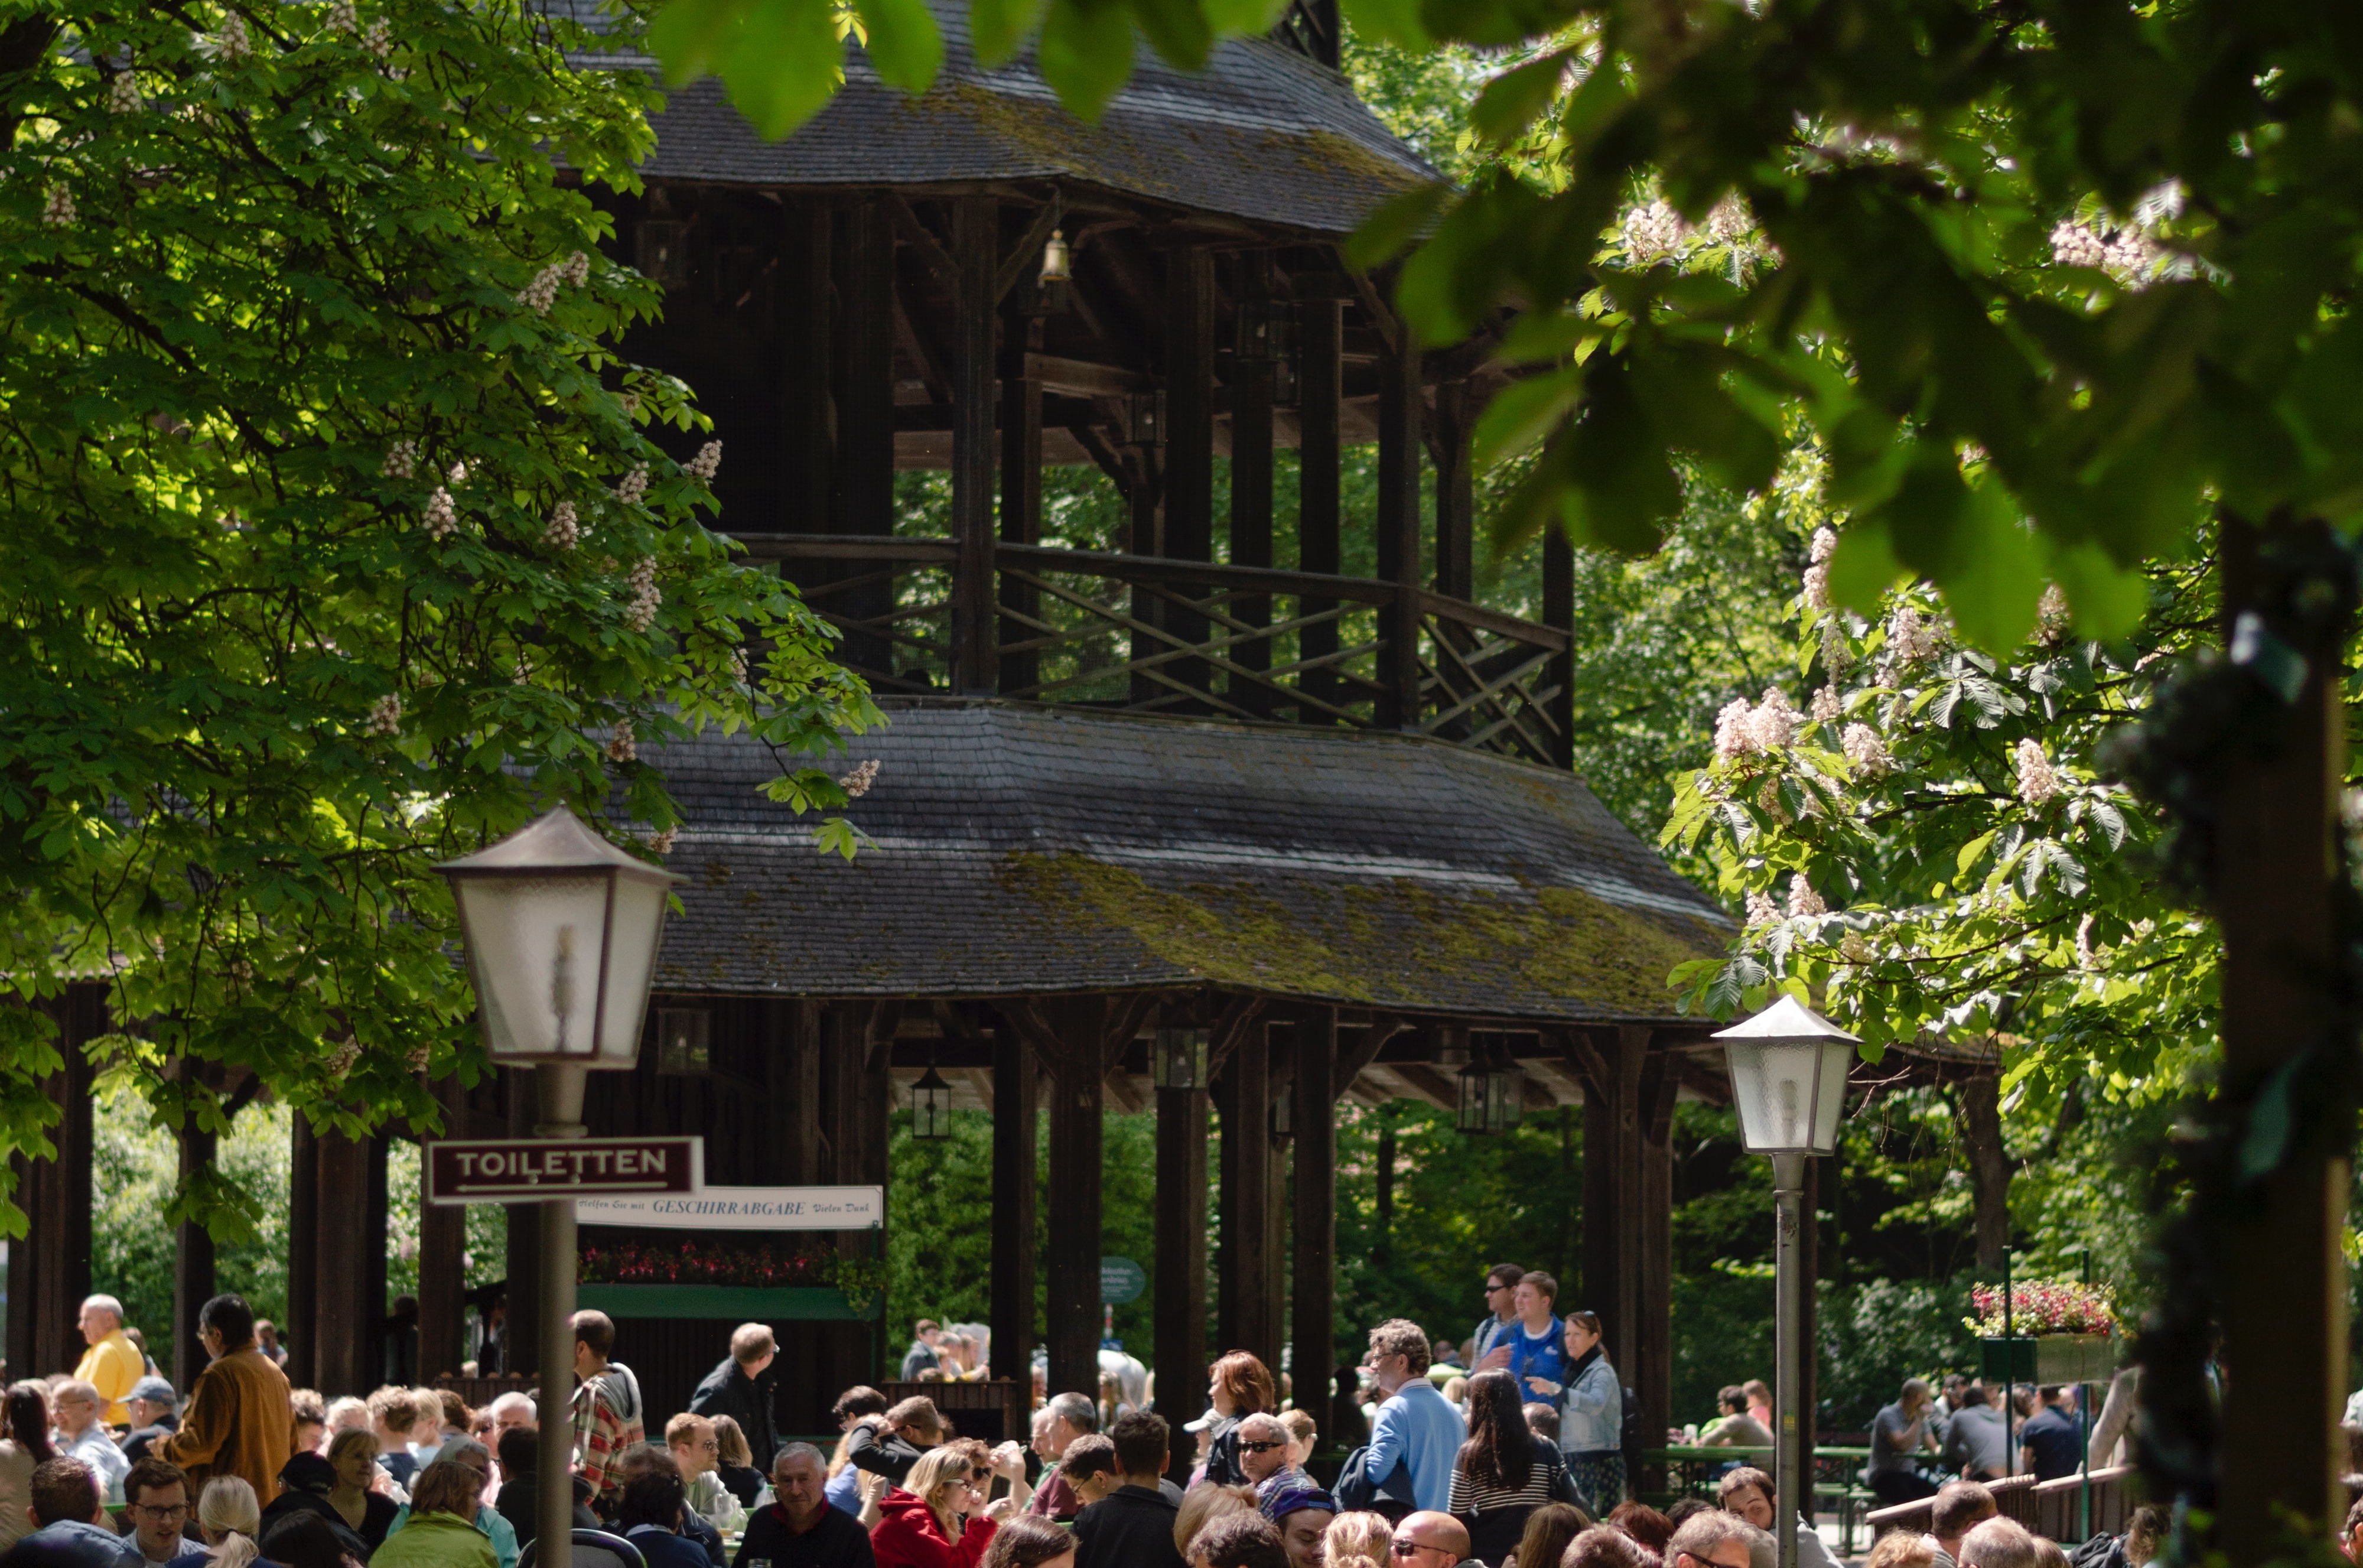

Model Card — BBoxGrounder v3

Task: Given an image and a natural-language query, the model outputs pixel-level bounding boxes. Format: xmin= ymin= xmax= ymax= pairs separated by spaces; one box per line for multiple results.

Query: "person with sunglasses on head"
xmin=1662 ymin=1508 xmax=1767 ymax=1568
xmin=1386 ymin=1511 xmax=1477 ymax=1568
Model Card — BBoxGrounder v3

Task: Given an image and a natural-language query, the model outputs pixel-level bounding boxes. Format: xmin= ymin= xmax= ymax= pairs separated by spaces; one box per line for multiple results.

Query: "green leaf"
xmin=862 ymin=0 xmax=947 ymax=93
xmin=971 ymin=0 xmax=1051 ymax=63
xmin=1345 ymin=184 xmax=1450 ymax=273
xmin=716 ymin=0 xmax=847 ymax=138
xmin=1339 ymin=0 xmax=1430 ymax=48
xmin=1472 ymin=365 xmax=1581 ymax=469
xmin=1827 ymin=522 xmax=1907 ymax=614
xmin=1131 ymin=0 xmax=1215 ymax=71
xmin=1037 ymin=0 xmax=1135 ymax=122
xmin=1557 ymin=354 xmax=1681 ymax=554
xmin=1200 ymin=0 xmax=1285 ymax=36
xmin=646 ymin=0 xmax=750 ymax=85
xmin=1470 ymin=50 xmax=1569 ymax=146
xmin=1957 ymin=831 xmax=1997 ymax=877
xmin=1926 ymin=480 xmax=2046 ymax=652
xmin=2048 ymin=542 xmax=2151 ymax=640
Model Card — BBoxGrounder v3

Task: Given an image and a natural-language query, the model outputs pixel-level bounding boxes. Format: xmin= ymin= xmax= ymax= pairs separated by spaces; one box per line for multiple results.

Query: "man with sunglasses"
xmin=1233 ymin=1414 xmax=1298 ymax=1492
xmin=1469 ymin=1266 xmax=1524 ymax=1370
xmin=1387 ymin=1512 xmax=1477 ymax=1568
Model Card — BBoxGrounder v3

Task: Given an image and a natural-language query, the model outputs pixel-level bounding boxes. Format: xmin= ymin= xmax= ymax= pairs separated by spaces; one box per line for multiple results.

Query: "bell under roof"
xmin=642 ymin=698 xmax=1731 ymax=1022
xmin=592 ymin=0 xmax=1442 ymax=235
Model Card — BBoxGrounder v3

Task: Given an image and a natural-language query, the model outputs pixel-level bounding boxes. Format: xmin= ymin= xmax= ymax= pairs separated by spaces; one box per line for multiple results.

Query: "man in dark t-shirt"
xmin=733 ymin=1446 xmax=873 ymax=1568
xmin=2017 ymin=1388 xmax=2082 ymax=1482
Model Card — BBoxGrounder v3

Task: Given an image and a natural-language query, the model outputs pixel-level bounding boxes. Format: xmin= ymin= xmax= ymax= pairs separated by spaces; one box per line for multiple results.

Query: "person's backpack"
xmin=1333 ymin=1444 xmax=1418 ymax=1521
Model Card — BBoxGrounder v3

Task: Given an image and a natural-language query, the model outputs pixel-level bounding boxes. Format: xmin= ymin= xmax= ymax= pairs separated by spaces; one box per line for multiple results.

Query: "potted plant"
xmin=1967 ymin=1279 xmax=2119 ymax=1385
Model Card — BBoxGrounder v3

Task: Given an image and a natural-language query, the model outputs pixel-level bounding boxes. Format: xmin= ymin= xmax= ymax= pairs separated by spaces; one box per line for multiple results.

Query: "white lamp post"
xmin=437 ymin=807 xmax=682 ymax=1564
xmin=1713 ymin=995 xmax=1858 ymax=1568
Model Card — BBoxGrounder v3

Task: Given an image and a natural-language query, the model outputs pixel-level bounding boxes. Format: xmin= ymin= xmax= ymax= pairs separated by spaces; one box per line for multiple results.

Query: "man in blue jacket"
xmin=1361 ymin=1320 xmax=1463 ymax=1516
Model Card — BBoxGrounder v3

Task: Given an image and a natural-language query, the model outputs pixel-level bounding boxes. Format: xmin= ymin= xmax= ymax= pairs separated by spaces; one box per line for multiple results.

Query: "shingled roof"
xmin=595 ymin=0 xmax=1440 ymax=235
xmin=646 ymin=699 xmax=1731 ymax=1022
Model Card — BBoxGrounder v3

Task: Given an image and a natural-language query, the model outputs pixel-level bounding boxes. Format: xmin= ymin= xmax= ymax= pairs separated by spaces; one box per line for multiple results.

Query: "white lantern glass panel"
xmin=598 ymin=874 xmax=672 ymax=1065
xmin=451 ymin=871 xmax=621 ymax=1062
xmin=1726 ymin=1039 xmax=1854 ymax=1154
xmin=1154 ymin=1027 xmax=1209 ymax=1090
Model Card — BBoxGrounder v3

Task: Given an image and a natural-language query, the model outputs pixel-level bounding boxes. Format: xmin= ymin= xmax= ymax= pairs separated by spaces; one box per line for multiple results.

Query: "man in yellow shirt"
xmin=74 ymin=1294 xmax=145 ymax=1426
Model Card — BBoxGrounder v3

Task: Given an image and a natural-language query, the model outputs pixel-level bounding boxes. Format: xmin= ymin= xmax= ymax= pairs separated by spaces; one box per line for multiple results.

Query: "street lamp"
xmin=1714 ymin=995 xmax=1858 ymax=1568
xmin=437 ymin=806 xmax=682 ymax=1566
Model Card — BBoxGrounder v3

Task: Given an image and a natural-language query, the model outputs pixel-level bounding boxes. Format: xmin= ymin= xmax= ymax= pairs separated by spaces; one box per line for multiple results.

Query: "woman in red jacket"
xmin=871 ymin=1446 xmax=1010 ymax=1568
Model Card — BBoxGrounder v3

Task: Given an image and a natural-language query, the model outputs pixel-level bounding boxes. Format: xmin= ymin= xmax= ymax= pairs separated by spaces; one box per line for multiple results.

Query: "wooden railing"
xmin=1863 ymin=1465 xmax=2136 ymax=1543
xmin=737 ymin=535 xmax=1572 ymax=768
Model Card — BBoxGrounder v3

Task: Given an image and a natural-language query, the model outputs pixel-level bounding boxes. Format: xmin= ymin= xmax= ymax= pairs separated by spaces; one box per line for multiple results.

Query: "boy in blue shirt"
xmin=1489 ymin=1272 xmax=1565 ymax=1397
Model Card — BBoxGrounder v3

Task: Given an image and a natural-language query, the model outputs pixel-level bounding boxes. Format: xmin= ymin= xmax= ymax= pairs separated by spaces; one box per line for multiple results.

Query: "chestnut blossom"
xmin=326 ymin=0 xmax=357 ymax=32
xmin=422 ymin=486 xmax=456 ymax=538
xmin=684 ymin=440 xmax=722 ymax=482
xmin=625 ymin=557 xmax=661 ymax=632
xmin=1714 ymin=697 xmax=1759 ymax=759
xmin=562 ymin=251 xmax=590 ymax=287
xmin=543 ymin=500 xmax=578 ymax=550
xmin=1703 ymin=194 xmax=1753 ymax=246
xmin=1802 ymin=561 xmax=1830 ymax=611
xmin=839 ymin=759 xmax=880 ymax=798
xmin=1749 ymin=687 xmax=1802 ymax=750
xmin=728 ymin=647 xmax=750 ymax=684
xmin=518 ymin=252 xmax=588 ymax=314
xmin=364 ymin=17 xmax=391 ymax=56
xmin=2015 ymin=738 xmax=2062 ymax=804
xmin=2075 ymin=913 xmax=2096 ymax=968
xmin=2036 ymin=583 xmax=2070 ymax=643
xmin=606 ymin=717 xmax=636 ymax=764
xmin=1787 ymin=876 xmax=1827 ymax=918
xmin=210 ymin=13 xmax=253 ymax=60
xmin=326 ymin=1039 xmax=362 ymax=1075
xmin=108 ymin=70 xmax=141 ymax=113
xmin=1886 ymin=605 xmax=1942 ymax=662
xmin=41 ymin=186 xmax=74 ymax=227
xmin=1745 ymin=890 xmax=1781 ymax=926
xmin=1811 ymin=685 xmax=1841 ymax=724
xmin=1809 ymin=526 xmax=1838 ymax=564
xmin=1841 ymin=722 xmax=1893 ymax=776
xmin=615 ymin=465 xmax=649 ymax=505
xmin=650 ymin=827 xmax=679 ymax=854
xmin=367 ymin=694 xmax=401 ymax=736
xmin=382 ymin=440 xmax=418 ymax=479
xmin=1621 ymin=200 xmax=1687 ymax=264
xmin=445 ymin=459 xmax=467 ymax=486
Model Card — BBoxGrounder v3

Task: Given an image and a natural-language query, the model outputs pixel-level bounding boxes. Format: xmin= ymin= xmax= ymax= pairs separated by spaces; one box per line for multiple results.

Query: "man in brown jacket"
xmin=159 ymin=1294 xmax=293 ymax=1502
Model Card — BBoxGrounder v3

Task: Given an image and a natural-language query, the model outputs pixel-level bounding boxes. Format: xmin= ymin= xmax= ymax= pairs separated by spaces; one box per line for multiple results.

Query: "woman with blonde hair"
xmin=197 ymin=1476 xmax=265 ymax=1568
xmin=325 ymin=1426 xmax=402 ymax=1549
xmin=1173 ymin=1484 xmax=1257 ymax=1558
xmin=870 ymin=1445 xmax=1010 ymax=1568
xmin=1322 ymin=1511 xmax=1396 ymax=1568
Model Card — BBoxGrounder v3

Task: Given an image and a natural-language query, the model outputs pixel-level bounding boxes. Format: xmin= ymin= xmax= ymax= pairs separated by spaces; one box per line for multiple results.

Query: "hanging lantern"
xmin=1154 ymin=1026 xmax=1209 ymax=1089
xmin=1040 ymin=228 xmax=1072 ymax=284
xmin=911 ymin=1060 xmax=955 ymax=1140
xmin=1457 ymin=1050 xmax=1521 ymax=1136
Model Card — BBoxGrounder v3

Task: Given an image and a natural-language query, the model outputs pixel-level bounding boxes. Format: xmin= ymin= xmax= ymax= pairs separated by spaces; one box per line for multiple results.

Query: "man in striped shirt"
xmin=569 ymin=1310 xmax=646 ymax=1515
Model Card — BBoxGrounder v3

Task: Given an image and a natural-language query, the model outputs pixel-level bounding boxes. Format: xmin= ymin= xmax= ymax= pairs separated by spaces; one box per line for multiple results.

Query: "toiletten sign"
xmin=425 ymin=1136 xmax=704 ymax=1203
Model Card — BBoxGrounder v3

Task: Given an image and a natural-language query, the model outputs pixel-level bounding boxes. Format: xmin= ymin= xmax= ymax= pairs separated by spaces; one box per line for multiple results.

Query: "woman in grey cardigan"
xmin=1536 ymin=1312 xmax=1623 ymax=1513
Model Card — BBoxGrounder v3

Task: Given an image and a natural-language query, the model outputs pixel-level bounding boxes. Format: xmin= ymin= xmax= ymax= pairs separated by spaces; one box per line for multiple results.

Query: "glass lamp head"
xmin=1712 ymin=995 xmax=1861 ymax=1154
xmin=436 ymin=808 xmax=685 ymax=1068
xmin=911 ymin=1063 xmax=955 ymax=1140
xmin=1154 ymin=1026 xmax=1209 ymax=1090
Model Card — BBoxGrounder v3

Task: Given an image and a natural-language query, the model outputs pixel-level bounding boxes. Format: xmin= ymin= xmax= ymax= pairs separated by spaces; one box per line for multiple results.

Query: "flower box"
xmin=576 ymin=1284 xmax=878 ymax=1321
xmin=1979 ymin=1333 xmax=2115 ymax=1386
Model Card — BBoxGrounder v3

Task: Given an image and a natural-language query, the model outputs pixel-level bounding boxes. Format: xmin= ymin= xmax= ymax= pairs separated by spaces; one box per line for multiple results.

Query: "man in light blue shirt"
xmin=1362 ymin=1320 xmax=1463 ymax=1516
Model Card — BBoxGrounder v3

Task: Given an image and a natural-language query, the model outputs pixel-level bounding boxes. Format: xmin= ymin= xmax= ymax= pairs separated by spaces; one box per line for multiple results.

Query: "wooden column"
xmin=779 ymin=201 xmax=834 ymax=529
xmin=2216 ymin=518 xmax=2349 ymax=1553
xmin=417 ymin=1080 xmax=467 ymax=1378
xmin=502 ymin=1069 xmax=541 ymax=1382
xmin=1375 ymin=316 xmax=1423 ymax=730
xmin=856 ymin=1006 xmax=894 ymax=1380
xmin=173 ymin=1114 xmax=218 ymax=1392
xmin=27 ymin=986 xmax=97 ymax=1379
xmin=1290 ymin=1010 xmax=1335 ymax=1426
xmin=1572 ymin=1027 xmax=1645 ymax=1375
xmin=1154 ymin=1070 xmax=1209 ymax=1477
xmin=950 ymin=197 xmax=1000 ymax=695
xmin=313 ymin=1130 xmax=375 ymax=1395
xmin=834 ymin=200 xmax=897 ymax=672
xmin=1634 ymin=1045 xmax=1680 ymax=1483
xmin=284 ymin=1114 xmax=318 ymax=1388
xmin=1165 ymin=245 xmax=1217 ymax=698
xmin=1230 ymin=262 xmax=1277 ymax=718
xmin=1045 ymin=1045 xmax=1104 ymax=1400
xmin=1297 ymin=298 xmax=1343 ymax=720
xmin=364 ymin=1137 xmax=390 ymax=1384
xmin=1000 ymin=304 xmax=1046 ymax=696
xmin=1217 ymin=1022 xmax=1278 ymax=1372
xmin=1430 ymin=380 xmax=1475 ymax=601
xmin=991 ymin=1026 xmax=1039 ymax=1389
xmin=1544 ymin=528 xmax=1575 ymax=769
xmin=765 ymin=1000 xmax=821 ymax=1432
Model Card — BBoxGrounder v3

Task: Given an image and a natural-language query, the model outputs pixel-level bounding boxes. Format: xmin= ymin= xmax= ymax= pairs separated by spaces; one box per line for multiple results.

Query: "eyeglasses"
xmin=134 ymin=1505 xmax=189 ymax=1521
xmin=1391 ymin=1543 xmax=1451 ymax=1560
xmin=1238 ymin=1440 xmax=1285 ymax=1454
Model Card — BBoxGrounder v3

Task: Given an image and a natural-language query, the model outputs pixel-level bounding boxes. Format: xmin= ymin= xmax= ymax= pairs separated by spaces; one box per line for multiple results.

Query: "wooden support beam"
xmin=1164 ymin=245 xmax=1216 ymax=702
xmin=952 ymin=197 xmax=1000 ymax=695
xmin=1231 ymin=259 xmax=1276 ymax=718
xmin=1375 ymin=317 xmax=1423 ymax=729
xmin=284 ymin=1113 xmax=318 ymax=1388
xmin=991 ymin=1024 xmax=1040 ymax=1395
xmin=1001 ymin=304 xmax=1045 ymax=695
xmin=416 ymin=1078 xmax=467 ymax=1379
xmin=1155 ymin=1073 xmax=1210 ymax=1480
xmin=886 ymin=194 xmax=958 ymax=290
xmin=1635 ymin=1043 xmax=1680 ymax=1492
xmin=1217 ymin=1020 xmax=1280 ymax=1373
xmin=778 ymin=201 xmax=834 ymax=530
xmin=835 ymin=200 xmax=897 ymax=674
xmin=1431 ymin=380 xmax=1475 ymax=601
xmin=1290 ymin=1007 xmax=1337 ymax=1441
xmin=1297 ymin=298 xmax=1343 ymax=719
xmin=314 ymin=1129 xmax=376 ymax=1395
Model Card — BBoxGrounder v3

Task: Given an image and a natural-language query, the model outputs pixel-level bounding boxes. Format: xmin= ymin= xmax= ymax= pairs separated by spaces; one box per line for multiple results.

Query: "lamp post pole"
xmin=1773 ymin=1151 xmax=1807 ymax=1568
xmin=536 ymin=1061 xmax=587 ymax=1567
